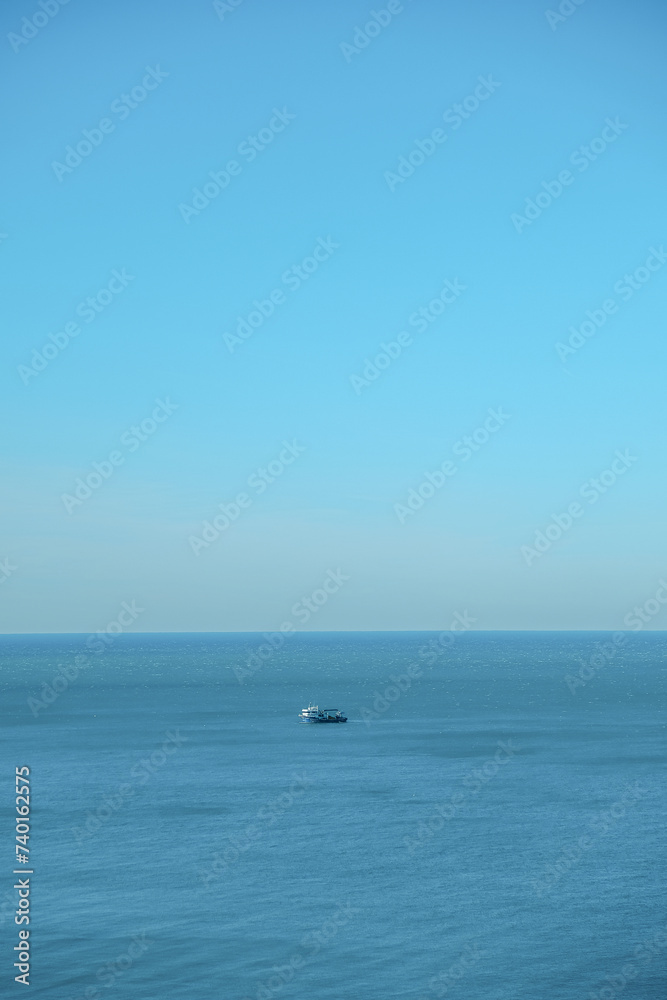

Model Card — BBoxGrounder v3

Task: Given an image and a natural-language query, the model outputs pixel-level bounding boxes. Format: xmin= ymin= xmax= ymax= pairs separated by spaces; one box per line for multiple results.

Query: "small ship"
xmin=298 ymin=704 xmax=348 ymax=723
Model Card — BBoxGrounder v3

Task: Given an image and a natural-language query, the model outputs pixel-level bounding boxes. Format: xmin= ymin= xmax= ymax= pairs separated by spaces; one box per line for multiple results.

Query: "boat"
xmin=298 ymin=704 xmax=347 ymax=723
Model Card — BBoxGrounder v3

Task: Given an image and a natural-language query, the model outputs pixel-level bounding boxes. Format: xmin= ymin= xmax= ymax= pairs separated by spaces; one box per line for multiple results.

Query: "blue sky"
xmin=2 ymin=0 xmax=667 ymax=632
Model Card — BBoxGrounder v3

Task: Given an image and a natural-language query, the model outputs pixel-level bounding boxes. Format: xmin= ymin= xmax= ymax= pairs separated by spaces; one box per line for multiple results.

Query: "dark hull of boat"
xmin=298 ymin=716 xmax=348 ymax=723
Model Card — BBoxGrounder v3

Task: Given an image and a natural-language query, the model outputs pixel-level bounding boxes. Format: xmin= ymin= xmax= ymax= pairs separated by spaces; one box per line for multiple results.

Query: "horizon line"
xmin=1 ymin=628 xmax=665 ymax=637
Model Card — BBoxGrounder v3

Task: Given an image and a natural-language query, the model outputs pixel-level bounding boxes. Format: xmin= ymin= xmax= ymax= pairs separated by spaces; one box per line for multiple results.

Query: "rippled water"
xmin=1 ymin=632 xmax=665 ymax=999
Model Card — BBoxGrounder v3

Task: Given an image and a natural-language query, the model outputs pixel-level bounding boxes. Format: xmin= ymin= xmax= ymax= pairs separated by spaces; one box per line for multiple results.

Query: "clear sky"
xmin=2 ymin=0 xmax=667 ymax=633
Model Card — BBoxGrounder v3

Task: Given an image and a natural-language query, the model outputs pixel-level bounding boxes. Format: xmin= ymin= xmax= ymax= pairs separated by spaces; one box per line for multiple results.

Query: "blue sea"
xmin=1 ymin=632 xmax=665 ymax=999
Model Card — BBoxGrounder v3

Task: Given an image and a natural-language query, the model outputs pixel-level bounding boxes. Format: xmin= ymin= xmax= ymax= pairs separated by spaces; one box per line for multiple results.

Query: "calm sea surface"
xmin=1 ymin=632 xmax=665 ymax=999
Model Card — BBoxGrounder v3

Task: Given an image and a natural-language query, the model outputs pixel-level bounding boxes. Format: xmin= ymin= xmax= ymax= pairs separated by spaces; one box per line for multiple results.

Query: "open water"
xmin=1 ymin=631 xmax=665 ymax=999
